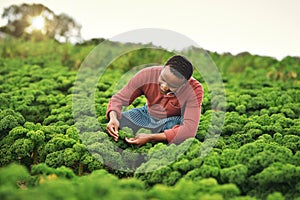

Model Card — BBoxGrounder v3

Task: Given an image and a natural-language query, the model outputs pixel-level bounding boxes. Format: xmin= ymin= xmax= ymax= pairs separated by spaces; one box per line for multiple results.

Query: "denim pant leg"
xmin=159 ymin=117 xmax=183 ymax=132
xmin=119 ymin=116 xmax=140 ymax=134
xmin=119 ymin=106 xmax=149 ymax=134
xmin=142 ymin=114 xmax=183 ymax=133
xmin=119 ymin=105 xmax=183 ymax=134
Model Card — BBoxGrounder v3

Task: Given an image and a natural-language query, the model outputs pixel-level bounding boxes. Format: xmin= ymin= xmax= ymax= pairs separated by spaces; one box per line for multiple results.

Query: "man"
xmin=106 ymin=55 xmax=203 ymax=146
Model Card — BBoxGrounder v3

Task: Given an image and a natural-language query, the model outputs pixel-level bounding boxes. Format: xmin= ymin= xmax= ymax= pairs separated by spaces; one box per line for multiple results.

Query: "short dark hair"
xmin=165 ymin=55 xmax=193 ymax=80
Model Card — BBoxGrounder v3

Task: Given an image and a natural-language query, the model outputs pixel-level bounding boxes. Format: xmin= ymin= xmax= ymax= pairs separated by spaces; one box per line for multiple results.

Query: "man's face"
xmin=158 ymin=66 xmax=186 ymax=94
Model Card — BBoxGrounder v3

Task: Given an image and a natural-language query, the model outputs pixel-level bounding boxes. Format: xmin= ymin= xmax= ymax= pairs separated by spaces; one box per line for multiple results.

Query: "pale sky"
xmin=0 ymin=0 xmax=299 ymax=60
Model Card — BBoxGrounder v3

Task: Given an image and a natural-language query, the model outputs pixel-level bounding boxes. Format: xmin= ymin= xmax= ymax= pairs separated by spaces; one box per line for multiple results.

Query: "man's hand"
xmin=125 ymin=132 xmax=167 ymax=146
xmin=125 ymin=134 xmax=152 ymax=146
xmin=106 ymin=111 xmax=119 ymax=141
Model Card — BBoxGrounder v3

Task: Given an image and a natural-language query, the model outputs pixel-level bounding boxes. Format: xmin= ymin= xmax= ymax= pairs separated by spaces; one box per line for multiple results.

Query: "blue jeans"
xmin=119 ymin=105 xmax=183 ymax=134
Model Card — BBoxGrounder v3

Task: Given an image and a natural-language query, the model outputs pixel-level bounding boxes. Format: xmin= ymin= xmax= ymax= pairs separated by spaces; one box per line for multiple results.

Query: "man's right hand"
xmin=106 ymin=111 xmax=119 ymax=141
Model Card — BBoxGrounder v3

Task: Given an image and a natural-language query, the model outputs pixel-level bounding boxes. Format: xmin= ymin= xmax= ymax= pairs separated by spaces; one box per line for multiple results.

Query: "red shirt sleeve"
xmin=106 ymin=68 xmax=146 ymax=119
xmin=164 ymin=80 xmax=204 ymax=144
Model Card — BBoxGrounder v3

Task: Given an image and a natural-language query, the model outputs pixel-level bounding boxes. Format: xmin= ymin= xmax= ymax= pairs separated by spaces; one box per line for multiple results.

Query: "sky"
xmin=0 ymin=0 xmax=299 ymax=60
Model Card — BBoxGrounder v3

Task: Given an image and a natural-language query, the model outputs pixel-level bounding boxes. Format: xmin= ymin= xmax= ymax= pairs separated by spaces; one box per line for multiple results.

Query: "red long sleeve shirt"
xmin=106 ymin=66 xmax=204 ymax=144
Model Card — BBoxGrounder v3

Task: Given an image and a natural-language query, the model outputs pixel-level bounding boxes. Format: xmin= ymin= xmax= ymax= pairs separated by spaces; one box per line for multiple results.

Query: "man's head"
xmin=158 ymin=55 xmax=193 ymax=94
xmin=165 ymin=55 xmax=193 ymax=81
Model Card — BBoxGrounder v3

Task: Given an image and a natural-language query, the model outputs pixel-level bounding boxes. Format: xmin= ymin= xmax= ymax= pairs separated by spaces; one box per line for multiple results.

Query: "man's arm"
xmin=105 ymin=69 xmax=147 ymax=141
xmin=125 ymin=132 xmax=167 ymax=146
xmin=106 ymin=69 xmax=146 ymax=120
xmin=164 ymin=81 xmax=204 ymax=144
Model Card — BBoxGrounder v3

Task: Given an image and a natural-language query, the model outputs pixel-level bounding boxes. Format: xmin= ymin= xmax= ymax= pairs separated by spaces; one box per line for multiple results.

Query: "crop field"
xmin=0 ymin=38 xmax=299 ymax=200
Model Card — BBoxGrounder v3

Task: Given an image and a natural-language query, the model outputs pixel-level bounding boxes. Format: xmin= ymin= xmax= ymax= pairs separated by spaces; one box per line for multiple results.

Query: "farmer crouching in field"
xmin=106 ymin=55 xmax=203 ymax=146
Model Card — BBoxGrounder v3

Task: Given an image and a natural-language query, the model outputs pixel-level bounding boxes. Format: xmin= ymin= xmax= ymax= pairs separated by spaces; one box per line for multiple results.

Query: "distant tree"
xmin=0 ymin=3 xmax=81 ymax=42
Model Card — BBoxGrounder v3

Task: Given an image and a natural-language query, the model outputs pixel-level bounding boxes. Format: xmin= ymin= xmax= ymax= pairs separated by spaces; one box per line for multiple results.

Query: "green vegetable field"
xmin=0 ymin=37 xmax=299 ymax=200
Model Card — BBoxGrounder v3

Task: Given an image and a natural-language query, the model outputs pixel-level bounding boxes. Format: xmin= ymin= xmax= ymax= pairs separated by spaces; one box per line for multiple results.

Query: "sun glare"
xmin=26 ymin=15 xmax=46 ymax=34
xmin=31 ymin=16 xmax=45 ymax=30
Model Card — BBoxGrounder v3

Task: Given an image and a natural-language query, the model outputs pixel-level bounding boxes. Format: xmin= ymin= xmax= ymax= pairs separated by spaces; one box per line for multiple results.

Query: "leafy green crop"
xmin=0 ymin=38 xmax=299 ymax=200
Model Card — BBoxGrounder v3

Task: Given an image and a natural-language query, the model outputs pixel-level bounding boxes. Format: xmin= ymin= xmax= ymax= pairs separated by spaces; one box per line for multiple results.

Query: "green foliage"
xmin=249 ymin=162 xmax=300 ymax=199
xmin=31 ymin=163 xmax=75 ymax=179
xmin=148 ymin=178 xmax=240 ymax=200
xmin=0 ymin=109 xmax=25 ymax=138
xmin=0 ymin=38 xmax=299 ymax=199
xmin=0 ymin=163 xmax=30 ymax=199
xmin=220 ymin=164 xmax=248 ymax=186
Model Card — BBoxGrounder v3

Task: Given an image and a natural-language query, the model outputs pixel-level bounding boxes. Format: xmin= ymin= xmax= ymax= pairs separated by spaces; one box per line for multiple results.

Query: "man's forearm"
xmin=148 ymin=132 xmax=168 ymax=143
xmin=109 ymin=110 xmax=118 ymax=120
xmin=125 ymin=132 xmax=168 ymax=146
